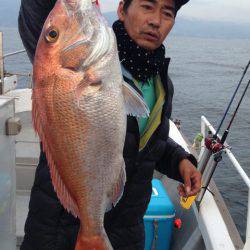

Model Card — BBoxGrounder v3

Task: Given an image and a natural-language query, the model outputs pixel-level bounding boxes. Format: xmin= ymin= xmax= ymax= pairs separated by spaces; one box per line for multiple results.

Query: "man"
xmin=18 ymin=0 xmax=201 ymax=249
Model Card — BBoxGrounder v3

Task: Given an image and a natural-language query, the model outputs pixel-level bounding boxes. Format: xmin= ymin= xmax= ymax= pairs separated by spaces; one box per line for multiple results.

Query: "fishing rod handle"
xmin=220 ymin=130 xmax=228 ymax=145
xmin=197 ymin=134 xmax=214 ymax=173
xmin=196 ymin=157 xmax=219 ymax=204
xmin=180 ymin=136 xmax=213 ymax=209
xmin=180 ymin=155 xmax=217 ymax=210
xmin=197 ymin=147 xmax=212 ymax=174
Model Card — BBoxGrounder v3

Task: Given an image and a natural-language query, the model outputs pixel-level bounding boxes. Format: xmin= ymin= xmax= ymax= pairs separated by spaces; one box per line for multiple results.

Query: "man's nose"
xmin=148 ymin=13 xmax=161 ymax=29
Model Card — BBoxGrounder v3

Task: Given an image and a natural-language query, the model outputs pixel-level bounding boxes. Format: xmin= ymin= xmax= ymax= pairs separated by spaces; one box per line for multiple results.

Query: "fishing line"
xmin=173 ymin=60 xmax=250 ymax=130
xmin=220 ymin=79 xmax=250 ymax=144
xmin=214 ymin=60 xmax=250 ymax=139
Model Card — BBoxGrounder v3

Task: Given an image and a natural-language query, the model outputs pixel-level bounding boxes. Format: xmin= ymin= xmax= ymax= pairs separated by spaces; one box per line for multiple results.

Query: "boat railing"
xmin=0 ymin=31 xmax=4 ymax=94
xmin=200 ymin=115 xmax=250 ymax=250
xmin=0 ymin=31 xmax=32 ymax=94
xmin=2 ymin=49 xmax=26 ymax=59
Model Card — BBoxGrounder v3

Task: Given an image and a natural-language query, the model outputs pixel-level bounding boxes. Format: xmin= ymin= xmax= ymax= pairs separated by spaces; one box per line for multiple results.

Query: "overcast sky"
xmin=100 ymin=0 xmax=250 ymax=24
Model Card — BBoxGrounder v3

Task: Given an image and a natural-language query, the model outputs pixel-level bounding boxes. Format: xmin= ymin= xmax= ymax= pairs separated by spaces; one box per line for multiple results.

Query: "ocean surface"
xmin=1 ymin=26 xmax=250 ymax=241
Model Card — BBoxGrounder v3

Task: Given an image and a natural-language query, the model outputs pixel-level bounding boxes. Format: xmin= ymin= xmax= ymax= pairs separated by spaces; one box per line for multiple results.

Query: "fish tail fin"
xmin=75 ymin=232 xmax=113 ymax=250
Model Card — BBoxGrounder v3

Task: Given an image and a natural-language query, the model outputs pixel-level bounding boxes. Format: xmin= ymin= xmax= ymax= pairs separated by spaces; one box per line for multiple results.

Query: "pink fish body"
xmin=32 ymin=0 xmax=149 ymax=249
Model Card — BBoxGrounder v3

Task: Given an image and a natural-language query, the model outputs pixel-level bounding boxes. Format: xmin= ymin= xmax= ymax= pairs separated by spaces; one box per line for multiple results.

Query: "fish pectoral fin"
xmin=75 ymin=74 xmax=102 ymax=100
xmin=122 ymin=81 xmax=150 ymax=118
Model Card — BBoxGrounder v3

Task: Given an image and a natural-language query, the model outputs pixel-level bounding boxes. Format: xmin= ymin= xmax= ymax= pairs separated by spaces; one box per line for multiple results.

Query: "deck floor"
xmin=16 ymin=194 xmax=30 ymax=248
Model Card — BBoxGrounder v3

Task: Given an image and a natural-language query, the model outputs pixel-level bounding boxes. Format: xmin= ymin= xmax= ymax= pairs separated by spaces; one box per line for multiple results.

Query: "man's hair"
xmin=123 ymin=0 xmax=133 ymax=12
xmin=122 ymin=0 xmax=189 ymax=14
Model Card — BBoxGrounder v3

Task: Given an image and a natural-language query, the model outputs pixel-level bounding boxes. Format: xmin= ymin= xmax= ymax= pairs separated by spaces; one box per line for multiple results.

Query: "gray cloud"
xmin=100 ymin=0 xmax=250 ymax=24
xmin=180 ymin=0 xmax=250 ymax=24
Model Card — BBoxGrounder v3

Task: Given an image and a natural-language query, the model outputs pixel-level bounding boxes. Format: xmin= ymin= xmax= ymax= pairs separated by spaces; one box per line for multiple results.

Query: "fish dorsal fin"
xmin=122 ymin=81 xmax=150 ymax=118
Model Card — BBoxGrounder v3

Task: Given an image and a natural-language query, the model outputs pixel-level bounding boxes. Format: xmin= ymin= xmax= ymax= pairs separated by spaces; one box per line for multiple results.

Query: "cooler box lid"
xmin=144 ymin=179 xmax=175 ymax=219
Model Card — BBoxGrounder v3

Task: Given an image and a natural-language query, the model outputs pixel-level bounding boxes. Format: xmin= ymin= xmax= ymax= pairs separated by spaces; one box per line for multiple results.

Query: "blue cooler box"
xmin=144 ymin=179 xmax=175 ymax=250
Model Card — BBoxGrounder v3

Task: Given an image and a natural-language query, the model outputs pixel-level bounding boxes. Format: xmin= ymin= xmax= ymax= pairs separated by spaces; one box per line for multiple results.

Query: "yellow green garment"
xmin=134 ymin=75 xmax=166 ymax=151
xmin=135 ymin=77 xmax=156 ymax=135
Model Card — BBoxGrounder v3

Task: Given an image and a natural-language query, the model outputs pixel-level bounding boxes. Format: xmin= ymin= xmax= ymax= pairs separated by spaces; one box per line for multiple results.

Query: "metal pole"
xmin=198 ymin=117 xmax=206 ymax=162
xmin=197 ymin=147 xmax=212 ymax=174
xmin=0 ymin=32 xmax=4 ymax=94
xmin=243 ymin=190 xmax=250 ymax=250
xmin=2 ymin=49 xmax=25 ymax=59
xmin=196 ymin=157 xmax=219 ymax=204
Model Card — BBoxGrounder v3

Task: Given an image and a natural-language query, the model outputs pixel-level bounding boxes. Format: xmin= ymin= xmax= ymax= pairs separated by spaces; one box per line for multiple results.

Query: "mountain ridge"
xmin=0 ymin=5 xmax=249 ymax=39
xmin=103 ymin=11 xmax=250 ymax=39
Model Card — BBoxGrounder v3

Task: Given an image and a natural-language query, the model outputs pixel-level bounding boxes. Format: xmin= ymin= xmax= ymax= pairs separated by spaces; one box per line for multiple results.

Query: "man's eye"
xmin=163 ymin=11 xmax=174 ymax=19
xmin=141 ymin=4 xmax=153 ymax=10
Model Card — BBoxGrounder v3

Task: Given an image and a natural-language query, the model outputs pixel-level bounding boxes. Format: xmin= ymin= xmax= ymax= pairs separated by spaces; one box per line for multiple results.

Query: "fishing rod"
xmin=214 ymin=60 xmax=250 ymax=138
xmin=195 ymin=60 xmax=250 ymax=178
xmin=198 ymin=59 xmax=250 ymax=175
xmin=196 ymin=78 xmax=250 ymax=205
xmin=180 ymin=60 xmax=250 ymax=209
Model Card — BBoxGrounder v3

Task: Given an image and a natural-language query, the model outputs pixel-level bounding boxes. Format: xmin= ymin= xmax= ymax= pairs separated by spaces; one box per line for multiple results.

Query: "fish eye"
xmin=45 ymin=28 xmax=59 ymax=43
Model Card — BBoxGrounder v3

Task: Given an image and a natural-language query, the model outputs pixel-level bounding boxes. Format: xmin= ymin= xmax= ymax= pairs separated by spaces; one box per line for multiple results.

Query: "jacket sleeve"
xmin=155 ymin=137 xmax=197 ymax=182
xmin=155 ymin=73 xmax=197 ymax=182
xmin=18 ymin=0 xmax=56 ymax=62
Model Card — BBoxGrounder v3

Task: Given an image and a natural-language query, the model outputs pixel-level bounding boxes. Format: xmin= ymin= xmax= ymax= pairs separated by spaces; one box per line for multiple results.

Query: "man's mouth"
xmin=142 ymin=31 xmax=160 ymax=42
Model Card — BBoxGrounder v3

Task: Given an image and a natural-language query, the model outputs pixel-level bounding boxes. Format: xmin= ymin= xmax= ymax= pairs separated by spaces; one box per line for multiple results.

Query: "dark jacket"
xmin=19 ymin=1 xmax=197 ymax=249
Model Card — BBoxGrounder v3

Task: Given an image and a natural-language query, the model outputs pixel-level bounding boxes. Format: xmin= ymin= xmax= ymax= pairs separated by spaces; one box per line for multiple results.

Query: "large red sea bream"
xmin=32 ymin=0 xmax=149 ymax=249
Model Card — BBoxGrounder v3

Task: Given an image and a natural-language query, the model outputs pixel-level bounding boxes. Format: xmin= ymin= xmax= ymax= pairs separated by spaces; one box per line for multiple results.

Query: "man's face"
xmin=117 ymin=0 xmax=175 ymax=50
